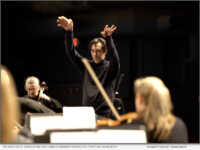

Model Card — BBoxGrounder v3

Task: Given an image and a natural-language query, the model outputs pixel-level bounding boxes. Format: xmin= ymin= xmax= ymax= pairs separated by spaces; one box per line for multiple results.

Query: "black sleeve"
xmin=105 ymin=36 xmax=120 ymax=81
xmin=64 ymin=31 xmax=85 ymax=73
xmin=42 ymin=97 xmax=62 ymax=113
xmin=49 ymin=97 xmax=62 ymax=109
xmin=19 ymin=97 xmax=55 ymax=114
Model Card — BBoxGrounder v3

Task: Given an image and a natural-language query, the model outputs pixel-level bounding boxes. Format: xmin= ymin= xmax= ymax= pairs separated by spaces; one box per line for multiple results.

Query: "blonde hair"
xmin=1 ymin=66 xmax=20 ymax=143
xmin=134 ymin=76 xmax=176 ymax=141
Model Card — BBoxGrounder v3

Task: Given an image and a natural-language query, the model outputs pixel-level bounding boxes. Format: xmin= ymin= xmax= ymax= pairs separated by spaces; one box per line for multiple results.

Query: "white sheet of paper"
xmin=62 ymin=106 xmax=96 ymax=129
xmin=30 ymin=115 xmax=65 ymax=136
xmin=30 ymin=107 xmax=96 ymax=136
xmin=50 ymin=129 xmax=147 ymax=143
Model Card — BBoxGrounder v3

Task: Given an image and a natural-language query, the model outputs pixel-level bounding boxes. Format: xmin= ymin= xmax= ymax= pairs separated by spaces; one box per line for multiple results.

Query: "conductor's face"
xmin=25 ymin=78 xmax=40 ymax=98
xmin=90 ymin=42 xmax=107 ymax=64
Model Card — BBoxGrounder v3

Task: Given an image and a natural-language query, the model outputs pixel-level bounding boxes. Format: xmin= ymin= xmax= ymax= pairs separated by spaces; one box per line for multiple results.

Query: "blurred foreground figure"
xmin=134 ymin=76 xmax=188 ymax=143
xmin=1 ymin=66 xmax=33 ymax=143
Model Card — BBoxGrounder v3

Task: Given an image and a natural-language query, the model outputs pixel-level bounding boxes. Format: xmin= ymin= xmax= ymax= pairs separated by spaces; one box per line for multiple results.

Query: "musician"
xmin=133 ymin=76 xmax=188 ymax=143
xmin=1 ymin=66 xmax=33 ymax=143
xmin=24 ymin=76 xmax=62 ymax=113
xmin=57 ymin=16 xmax=120 ymax=118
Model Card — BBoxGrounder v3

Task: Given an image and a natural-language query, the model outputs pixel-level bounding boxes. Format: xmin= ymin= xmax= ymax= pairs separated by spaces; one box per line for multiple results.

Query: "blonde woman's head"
xmin=134 ymin=76 xmax=174 ymax=133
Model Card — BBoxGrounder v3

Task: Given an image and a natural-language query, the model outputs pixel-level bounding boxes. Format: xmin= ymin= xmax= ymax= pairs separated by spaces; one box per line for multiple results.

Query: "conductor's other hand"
xmin=101 ymin=25 xmax=117 ymax=38
xmin=57 ymin=16 xmax=73 ymax=31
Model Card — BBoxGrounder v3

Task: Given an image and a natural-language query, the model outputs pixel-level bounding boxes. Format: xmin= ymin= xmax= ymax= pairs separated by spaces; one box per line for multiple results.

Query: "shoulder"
xmin=168 ymin=117 xmax=188 ymax=143
xmin=174 ymin=117 xmax=187 ymax=131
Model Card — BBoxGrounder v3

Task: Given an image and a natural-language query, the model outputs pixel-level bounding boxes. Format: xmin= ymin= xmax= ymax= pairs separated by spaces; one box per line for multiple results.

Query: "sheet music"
xmin=30 ymin=107 xmax=96 ymax=136
xmin=50 ymin=129 xmax=147 ymax=143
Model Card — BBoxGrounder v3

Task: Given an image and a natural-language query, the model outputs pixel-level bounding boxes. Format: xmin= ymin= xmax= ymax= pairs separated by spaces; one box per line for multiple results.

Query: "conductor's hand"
xmin=57 ymin=16 xmax=73 ymax=31
xmin=101 ymin=25 xmax=117 ymax=38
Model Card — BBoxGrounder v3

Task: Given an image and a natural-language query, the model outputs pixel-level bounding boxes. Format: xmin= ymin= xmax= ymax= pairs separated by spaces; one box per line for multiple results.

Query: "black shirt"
xmin=64 ymin=31 xmax=120 ymax=117
xmin=160 ymin=117 xmax=188 ymax=143
xmin=132 ymin=117 xmax=188 ymax=143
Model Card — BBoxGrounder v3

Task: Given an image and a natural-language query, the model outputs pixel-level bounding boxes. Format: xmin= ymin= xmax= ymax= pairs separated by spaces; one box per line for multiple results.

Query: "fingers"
xmin=58 ymin=16 xmax=67 ymax=20
xmin=57 ymin=16 xmax=73 ymax=31
xmin=57 ymin=16 xmax=72 ymax=24
xmin=57 ymin=16 xmax=66 ymax=22
xmin=110 ymin=25 xmax=117 ymax=32
xmin=57 ymin=17 xmax=66 ymax=25
xmin=104 ymin=25 xmax=117 ymax=31
xmin=111 ymin=25 xmax=117 ymax=30
xmin=101 ymin=31 xmax=106 ymax=38
xmin=101 ymin=31 xmax=105 ymax=35
xmin=102 ymin=24 xmax=117 ymax=37
xmin=104 ymin=24 xmax=108 ymax=31
xmin=68 ymin=18 xmax=73 ymax=25
xmin=111 ymin=25 xmax=115 ymax=29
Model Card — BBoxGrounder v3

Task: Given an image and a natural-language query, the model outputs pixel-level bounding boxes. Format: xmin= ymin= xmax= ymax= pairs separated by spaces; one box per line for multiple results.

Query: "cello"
xmin=37 ymin=81 xmax=49 ymax=101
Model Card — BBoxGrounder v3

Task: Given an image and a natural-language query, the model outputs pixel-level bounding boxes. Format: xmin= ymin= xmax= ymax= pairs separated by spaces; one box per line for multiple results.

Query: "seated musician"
xmin=24 ymin=76 xmax=62 ymax=113
xmin=97 ymin=76 xmax=188 ymax=143
xmin=133 ymin=76 xmax=188 ymax=143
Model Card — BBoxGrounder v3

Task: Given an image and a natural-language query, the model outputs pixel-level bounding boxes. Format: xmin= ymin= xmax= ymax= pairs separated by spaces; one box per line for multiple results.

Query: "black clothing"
xmin=19 ymin=97 xmax=56 ymax=114
xmin=159 ymin=117 xmax=188 ymax=143
xmin=23 ymin=95 xmax=62 ymax=113
xmin=64 ymin=31 xmax=120 ymax=117
xmin=132 ymin=117 xmax=188 ymax=143
xmin=19 ymin=97 xmax=56 ymax=125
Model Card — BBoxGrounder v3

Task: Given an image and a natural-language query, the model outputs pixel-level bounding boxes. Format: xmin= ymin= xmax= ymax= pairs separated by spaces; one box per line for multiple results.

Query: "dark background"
xmin=2 ymin=1 xmax=199 ymax=143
